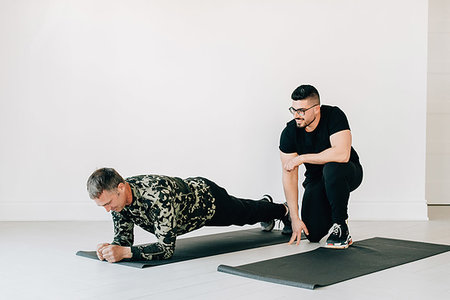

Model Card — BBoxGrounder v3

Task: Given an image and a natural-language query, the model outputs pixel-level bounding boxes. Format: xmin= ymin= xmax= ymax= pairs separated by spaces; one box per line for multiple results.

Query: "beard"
xmin=295 ymin=116 xmax=316 ymax=128
xmin=295 ymin=118 xmax=305 ymax=128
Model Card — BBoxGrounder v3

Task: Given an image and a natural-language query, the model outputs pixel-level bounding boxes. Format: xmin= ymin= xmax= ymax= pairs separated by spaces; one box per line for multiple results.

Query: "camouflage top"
xmin=111 ymin=175 xmax=216 ymax=261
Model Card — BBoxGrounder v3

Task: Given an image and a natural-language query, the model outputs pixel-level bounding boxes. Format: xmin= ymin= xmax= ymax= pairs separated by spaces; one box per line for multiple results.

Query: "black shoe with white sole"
xmin=260 ymin=195 xmax=275 ymax=232
xmin=325 ymin=223 xmax=353 ymax=249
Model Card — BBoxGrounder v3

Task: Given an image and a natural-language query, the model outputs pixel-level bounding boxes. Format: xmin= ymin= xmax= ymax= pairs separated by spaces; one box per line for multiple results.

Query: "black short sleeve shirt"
xmin=279 ymin=105 xmax=360 ymax=178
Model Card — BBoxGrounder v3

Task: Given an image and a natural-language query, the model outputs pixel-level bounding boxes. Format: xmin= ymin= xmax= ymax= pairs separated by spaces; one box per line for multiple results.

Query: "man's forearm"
xmin=301 ymin=146 xmax=350 ymax=165
xmin=130 ymin=242 xmax=174 ymax=261
xmin=282 ymin=172 xmax=300 ymax=219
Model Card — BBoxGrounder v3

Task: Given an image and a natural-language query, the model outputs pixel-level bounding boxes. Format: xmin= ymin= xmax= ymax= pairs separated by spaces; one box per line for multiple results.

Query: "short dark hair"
xmin=86 ymin=168 xmax=125 ymax=199
xmin=291 ymin=85 xmax=320 ymax=104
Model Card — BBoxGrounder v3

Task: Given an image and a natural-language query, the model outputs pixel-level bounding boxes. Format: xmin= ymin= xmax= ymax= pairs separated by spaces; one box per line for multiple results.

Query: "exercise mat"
xmin=77 ymin=228 xmax=300 ymax=268
xmin=217 ymin=237 xmax=450 ymax=289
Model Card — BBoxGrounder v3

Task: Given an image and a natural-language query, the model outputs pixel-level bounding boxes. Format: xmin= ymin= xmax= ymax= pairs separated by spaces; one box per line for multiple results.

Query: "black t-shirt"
xmin=279 ymin=105 xmax=360 ymax=179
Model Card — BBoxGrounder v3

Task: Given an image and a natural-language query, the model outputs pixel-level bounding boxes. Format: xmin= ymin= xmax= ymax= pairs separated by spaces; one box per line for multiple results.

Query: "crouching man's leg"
xmin=322 ymin=161 xmax=363 ymax=249
xmin=301 ymin=179 xmax=333 ymax=243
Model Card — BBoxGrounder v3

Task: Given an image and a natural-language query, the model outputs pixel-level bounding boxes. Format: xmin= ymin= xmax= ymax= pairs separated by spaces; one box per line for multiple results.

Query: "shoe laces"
xmin=275 ymin=219 xmax=282 ymax=230
xmin=329 ymin=223 xmax=342 ymax=237
xmin=276 ymin=216 xmax=290 ymax=230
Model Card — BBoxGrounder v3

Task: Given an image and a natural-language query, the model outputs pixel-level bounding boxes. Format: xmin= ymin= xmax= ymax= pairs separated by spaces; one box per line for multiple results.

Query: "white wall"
xmin=0 ymin=0 xmax=428 ymax=221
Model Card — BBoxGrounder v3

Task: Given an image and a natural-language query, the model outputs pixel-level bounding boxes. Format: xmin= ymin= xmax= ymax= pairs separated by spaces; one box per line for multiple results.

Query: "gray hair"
xmin=86 ymin=168 xmax=125 ymax=199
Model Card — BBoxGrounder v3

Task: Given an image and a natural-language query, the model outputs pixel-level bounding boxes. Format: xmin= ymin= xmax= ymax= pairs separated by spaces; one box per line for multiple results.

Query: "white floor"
xmin=1 ymin=209 xmax=449 ymax=300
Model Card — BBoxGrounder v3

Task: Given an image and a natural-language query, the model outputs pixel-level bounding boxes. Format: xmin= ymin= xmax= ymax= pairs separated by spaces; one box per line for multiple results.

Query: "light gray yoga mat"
xmin=77 ymin=228 xmax=301 ymax=268
xmin=217 ymin=237 xmax=450 ymax=289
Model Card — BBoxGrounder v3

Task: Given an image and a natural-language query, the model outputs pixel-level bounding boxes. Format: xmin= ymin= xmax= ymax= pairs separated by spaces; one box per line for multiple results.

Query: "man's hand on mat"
xmin=99 ymin=244 xmax=132 ymax=263
xmin=288 ymin=218 xmax=309 ymax=245
xmin=96 ymin=243 xmax=110 ymax=260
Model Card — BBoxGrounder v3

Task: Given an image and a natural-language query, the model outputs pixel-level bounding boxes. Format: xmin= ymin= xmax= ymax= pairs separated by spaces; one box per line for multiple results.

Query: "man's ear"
xmin=117 ymin=182 xmax=125 ymax=192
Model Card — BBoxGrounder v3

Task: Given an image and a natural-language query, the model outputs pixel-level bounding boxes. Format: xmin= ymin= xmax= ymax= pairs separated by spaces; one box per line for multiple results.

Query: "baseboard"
xmin=428 ymin=205 xmax=450 ymax=220
xmin=0 ymin=200 xmax=429 ymax=221
xmin=349 ymin=201 xmax=428 ymax=221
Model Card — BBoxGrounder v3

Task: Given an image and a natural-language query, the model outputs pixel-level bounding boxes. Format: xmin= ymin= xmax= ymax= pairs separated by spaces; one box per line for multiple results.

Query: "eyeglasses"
xmin=289 ymin=104 xmax=319 ymax=116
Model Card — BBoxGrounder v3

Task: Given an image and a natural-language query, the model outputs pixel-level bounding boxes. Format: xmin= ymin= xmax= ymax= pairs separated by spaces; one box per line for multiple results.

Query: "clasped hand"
xmin=283 ymin=155 xmax=304 ymax=172
xmin=96 ymin=243 xmax=131 ymax=263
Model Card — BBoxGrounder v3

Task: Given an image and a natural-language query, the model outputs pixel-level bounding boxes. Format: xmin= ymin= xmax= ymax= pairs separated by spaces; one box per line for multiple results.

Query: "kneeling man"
xmin=280 ymin=85 xmax=363 ymax=249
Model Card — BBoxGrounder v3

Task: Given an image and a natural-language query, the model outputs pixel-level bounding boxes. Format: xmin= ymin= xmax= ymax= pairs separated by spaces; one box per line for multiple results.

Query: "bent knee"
xmin=323 ymin=162 xmax=344 ymax=172
xmin=305 ymin=228 xmax=327 ymax=243
xmin=306 ymin=233 xmax=324 ymax=243
xmin=323 ymin=162 xmax=348 ymax=179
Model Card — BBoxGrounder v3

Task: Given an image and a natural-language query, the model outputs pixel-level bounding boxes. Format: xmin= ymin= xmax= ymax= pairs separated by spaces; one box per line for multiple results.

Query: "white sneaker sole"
xmin=260 ymin=195 xmax=275 ymax=232
xmin=324 ymin=237 xmax=353 ymax=249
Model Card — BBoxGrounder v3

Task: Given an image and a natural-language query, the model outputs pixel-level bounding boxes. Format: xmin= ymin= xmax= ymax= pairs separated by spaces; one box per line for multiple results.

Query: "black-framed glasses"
xmin=289 ymin=104 xmax=319 ymax=116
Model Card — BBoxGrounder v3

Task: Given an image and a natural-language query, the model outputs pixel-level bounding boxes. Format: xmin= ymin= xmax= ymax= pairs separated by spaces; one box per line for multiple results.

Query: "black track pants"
xmin=301 ymin=161 xmax=363 ymax=242
xmin=202 ymin=178 xmax=286 ymax=226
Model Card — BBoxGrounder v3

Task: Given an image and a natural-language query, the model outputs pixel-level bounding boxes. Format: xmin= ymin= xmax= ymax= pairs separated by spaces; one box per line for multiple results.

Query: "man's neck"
xmin=125 ymin=182 xmax=133 ymax=206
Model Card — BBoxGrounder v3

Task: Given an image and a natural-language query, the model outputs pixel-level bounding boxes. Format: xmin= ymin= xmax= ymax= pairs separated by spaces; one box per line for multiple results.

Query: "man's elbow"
xmin=335 ymin=149 xmax=350 ymax=163
xmin=152 ymin=249 xmax=174 ymax=260
xmin=162 ymin=254 xmax=173 ymax=260
xmin=340 ymin=151 xmax=351 ymax=163
xmin=162 ymin=247 xmax=175 ymax=260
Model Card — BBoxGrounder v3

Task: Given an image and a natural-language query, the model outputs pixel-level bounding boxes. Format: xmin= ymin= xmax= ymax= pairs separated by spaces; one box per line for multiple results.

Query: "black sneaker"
xmin=281 ymin=202 xmax=292 ymax=235
xmin=260 ymin=195 xmax=275 ymax=232
xmin=325 ymin=223 xmax=353 ymax=249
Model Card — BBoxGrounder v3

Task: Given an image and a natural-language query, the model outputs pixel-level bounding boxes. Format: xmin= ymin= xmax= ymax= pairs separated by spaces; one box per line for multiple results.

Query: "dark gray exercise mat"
xmin=217 ymin=237 xmax=450 ymax=289
xmin=77 ymin=228 xmax=300 ymax=268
